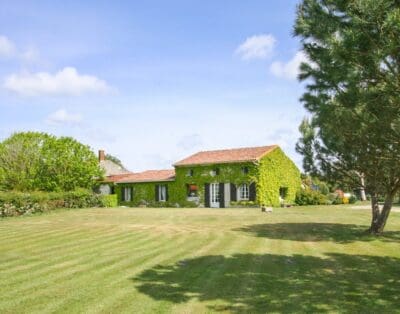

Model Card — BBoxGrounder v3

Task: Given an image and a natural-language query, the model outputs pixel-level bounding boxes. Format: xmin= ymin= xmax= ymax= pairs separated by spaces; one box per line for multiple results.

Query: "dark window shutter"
xmin=204 ymin=183 xmax=210 ymax=207
xmin=155 ymin=185 xmax=159 ymax=201
xmin=121 ymin=187 xmax=125 ymax=201
xmin=166 ymin=185 xmax=169 ymax=201
xmin=249 ymin=182 xmax=256 ymax=201
xmin=230 ymin=184 xmax=237 ymax=201
xmin=219 ymin=183 xmax=225 ymax=208
xmin=130 ymin=187 xmax=134 ymax=201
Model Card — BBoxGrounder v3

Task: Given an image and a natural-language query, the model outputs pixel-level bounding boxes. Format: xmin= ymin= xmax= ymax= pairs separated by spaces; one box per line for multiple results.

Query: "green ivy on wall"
xmin=117 ymin=182 xmax=172 ymax=206
xmin=171 ymin=162 xmax=258 ymax=205
xmin=256 ymin=147 xmax=301 ymax=207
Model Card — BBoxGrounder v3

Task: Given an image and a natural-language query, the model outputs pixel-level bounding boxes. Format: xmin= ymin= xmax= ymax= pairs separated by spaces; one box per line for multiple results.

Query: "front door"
xmin=210 ymin=183 xmax=220 ymax=208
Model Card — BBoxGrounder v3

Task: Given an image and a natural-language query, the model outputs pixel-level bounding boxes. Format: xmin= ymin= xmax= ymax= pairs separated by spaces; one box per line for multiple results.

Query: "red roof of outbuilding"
xmin=174 ymin=145 xmax=278 ymax=167
xmin=117 ymin=169 xmax=176 ymax=183
xmin=103 ymin=173 xmax=135 ymax=183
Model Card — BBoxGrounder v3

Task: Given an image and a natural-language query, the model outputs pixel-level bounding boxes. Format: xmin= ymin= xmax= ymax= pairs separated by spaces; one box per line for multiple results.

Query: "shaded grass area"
xmin=235 ymin=222 xmax=400 ymax=243
xmin=134 ymin=253 xmax=400 ymax=313
xmin=0 ymin=205 xmax=399 ymax=313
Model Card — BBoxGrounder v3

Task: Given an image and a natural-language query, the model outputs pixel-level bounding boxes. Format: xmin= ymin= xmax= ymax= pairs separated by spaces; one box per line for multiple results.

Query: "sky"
xmin=0 ymin=0 xmax=307 ymax=172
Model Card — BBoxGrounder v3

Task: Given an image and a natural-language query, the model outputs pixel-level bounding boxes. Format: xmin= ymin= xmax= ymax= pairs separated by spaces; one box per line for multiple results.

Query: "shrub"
xmin=0 ymin=190 xmax=104 ymax=217
xmin=100 ymin=194 xmax=118 ymax=207
xmin=349 ymin=195 xmax=358 ymax=204
xmin=295 ymin=189 xmax=329 ymax=206
xmin=142 ymin=200 xmax=197 ymax=208
xmin=178 ymin=200 xmax=198 ymax=208
xmin=330 ymin=194 xmax=343 ymax=205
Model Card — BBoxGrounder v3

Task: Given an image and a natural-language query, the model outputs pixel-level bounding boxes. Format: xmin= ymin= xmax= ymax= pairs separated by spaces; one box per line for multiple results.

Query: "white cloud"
xmin=46 ymin=109 xmax=83 ymax=125
xmin=236 ymin=34 xmax=276 ymax=60
xmin=4 ymin=67 xmax=111 ymax=96
xmin=270 ymin=51 xmax=308 ymax=80
xmin=0 ymin=35 xmax=16 ymax=58
xmin=0 ymin=35 xmax=39 ymax=62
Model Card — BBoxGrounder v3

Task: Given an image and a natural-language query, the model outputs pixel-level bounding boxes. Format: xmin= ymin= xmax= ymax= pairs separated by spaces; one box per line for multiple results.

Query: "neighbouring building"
xmin=98 ymin=150 xmax=133 ymax=195
xmin=101 ymin=145 xmax=301 ymax=208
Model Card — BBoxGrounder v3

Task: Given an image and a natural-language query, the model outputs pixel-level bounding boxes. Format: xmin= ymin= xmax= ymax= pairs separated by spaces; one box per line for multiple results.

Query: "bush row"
xmin=132 ymin=199 xmax=198 ymax=208
xmin=295 ymin=189 xmax=357 ymax=206
xmin=0 ymin=190 xmax=118 ymax=217
xmin=230 ymin=200 xmax=258 ymax=207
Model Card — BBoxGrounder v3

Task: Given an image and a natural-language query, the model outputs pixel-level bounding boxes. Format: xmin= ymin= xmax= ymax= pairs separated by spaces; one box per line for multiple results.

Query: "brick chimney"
xmin=98 ymin=150 xmax=105 ymax=162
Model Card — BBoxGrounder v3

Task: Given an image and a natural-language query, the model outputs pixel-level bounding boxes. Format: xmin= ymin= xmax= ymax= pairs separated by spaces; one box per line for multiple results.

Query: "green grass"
xmin=0 ymin=205 xmax=399 ymax=313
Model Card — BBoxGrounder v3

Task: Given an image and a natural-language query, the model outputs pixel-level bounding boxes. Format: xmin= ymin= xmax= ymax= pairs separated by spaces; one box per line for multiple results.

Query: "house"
xmin=103 ymin=145 xmax=301 ymax=208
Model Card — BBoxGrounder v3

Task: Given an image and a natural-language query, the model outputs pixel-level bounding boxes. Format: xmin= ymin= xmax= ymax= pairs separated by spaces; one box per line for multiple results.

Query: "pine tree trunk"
xmin=369 ymin=193 xmax=394 ymax=234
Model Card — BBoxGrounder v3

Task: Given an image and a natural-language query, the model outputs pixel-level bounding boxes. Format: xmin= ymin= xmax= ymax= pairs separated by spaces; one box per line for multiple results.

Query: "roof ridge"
xmin=193 ymin=144 xmax=278 ymax=154
xmin=173 ymin=144 xmax=279 ymax=167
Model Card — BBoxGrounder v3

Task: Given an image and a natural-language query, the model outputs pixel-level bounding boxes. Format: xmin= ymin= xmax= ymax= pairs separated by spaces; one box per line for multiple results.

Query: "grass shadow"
xmin=234 ymin=223 xmax=400 ymax=243
xmin=133 ymin=253 xmax=400 ymax=313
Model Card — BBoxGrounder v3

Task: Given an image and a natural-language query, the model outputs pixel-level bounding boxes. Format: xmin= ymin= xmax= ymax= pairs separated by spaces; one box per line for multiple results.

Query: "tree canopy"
xmin=0 ymin=132 xmax=103 ymax=192
xmin=295 ymin=0 xmax=400 ymax=233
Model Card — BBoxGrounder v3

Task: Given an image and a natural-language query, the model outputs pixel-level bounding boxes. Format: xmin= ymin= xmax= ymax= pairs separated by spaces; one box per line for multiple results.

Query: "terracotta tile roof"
xmin=117 ymin=169 xmax=176 ymax=183
xmin=174 ymin=145 xmax=279 ymax=167
xmin=103 ymin=173 xmax=135 ymax=183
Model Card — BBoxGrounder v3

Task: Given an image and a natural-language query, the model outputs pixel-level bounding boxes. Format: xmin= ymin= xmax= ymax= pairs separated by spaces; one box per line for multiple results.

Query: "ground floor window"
xmin=187 ymin=184 xmax=198 ymax=197
xmin=279 ymin=187 xmax=288 ymax=200
xmin=158 ymin=185 xmax=167 ymax=202
xmin=123 ymin=187 xmax=132 ymax=202
xmin=238 ymin=183 xmax=249 ymax=200
xmin=210 ymin=183 xmax=220 ymax=203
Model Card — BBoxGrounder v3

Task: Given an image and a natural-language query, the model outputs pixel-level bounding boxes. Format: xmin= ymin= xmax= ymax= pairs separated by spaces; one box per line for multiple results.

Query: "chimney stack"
xmin=98 ymin=150 xmax=105 ymax=162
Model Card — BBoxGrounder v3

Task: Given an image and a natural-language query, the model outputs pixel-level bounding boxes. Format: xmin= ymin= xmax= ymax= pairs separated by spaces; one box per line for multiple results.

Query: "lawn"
xmin=1 ymin=205 xmax=399 ymax=313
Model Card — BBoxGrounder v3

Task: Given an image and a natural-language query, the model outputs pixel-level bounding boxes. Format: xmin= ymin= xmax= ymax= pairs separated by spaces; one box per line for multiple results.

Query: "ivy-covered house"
xmin=108 ymin=145 xmax=301 ymax=208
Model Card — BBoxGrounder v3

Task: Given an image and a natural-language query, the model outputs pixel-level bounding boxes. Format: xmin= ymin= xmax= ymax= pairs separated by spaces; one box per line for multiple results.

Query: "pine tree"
xmin=295 ymin=0 xmax=400 ymax=233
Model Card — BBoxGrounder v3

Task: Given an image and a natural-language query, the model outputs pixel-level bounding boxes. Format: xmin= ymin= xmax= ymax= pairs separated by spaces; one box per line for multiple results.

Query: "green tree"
xmin=0 ymin=132 xmax=103 ymax=192
xmin=295 ymin=0 xmax=400 ymax=233
xmin=0 ymin=132 xmax=50 ymax=191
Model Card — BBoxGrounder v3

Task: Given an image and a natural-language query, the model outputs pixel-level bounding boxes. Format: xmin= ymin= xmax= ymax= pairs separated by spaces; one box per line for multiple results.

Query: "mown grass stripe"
xmin=4 ymin=233 xmax=191 ymax=312
xmin=0 ymin=230 xmax=157 ymax=293
xmin=91 ymin=233 xmax=219 ymax=314
xmin=0 ymin=228 xmax=139 ymax=272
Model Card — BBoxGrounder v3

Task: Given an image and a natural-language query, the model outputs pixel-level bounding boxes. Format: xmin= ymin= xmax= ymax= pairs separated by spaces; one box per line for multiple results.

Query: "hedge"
xmin=100 ymin=194 xmax=118 ymax=207
xmin=295 ymin=189 xmax=329 ymax=205
xmin=0 ymin=190 xmax=117 ymax=217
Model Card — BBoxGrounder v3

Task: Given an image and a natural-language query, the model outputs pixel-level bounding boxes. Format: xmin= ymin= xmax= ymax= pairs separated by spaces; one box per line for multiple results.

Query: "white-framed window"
xmin=158 ymin=185 xmax=167 ymax=202
xmin=238 ymin=183 xmax=249 ymax=200
xmin=187 ymin=169 xmax=194 ymax=177
xmin=210 ymin=183 xmax=220 ymax=204
xmin=123 ymin=187 xmax=132 ymax=202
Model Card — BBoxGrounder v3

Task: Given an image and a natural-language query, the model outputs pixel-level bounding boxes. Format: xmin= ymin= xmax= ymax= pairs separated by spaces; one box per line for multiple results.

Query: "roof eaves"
xmin=116 ymin=178 xmax=175 ymax=184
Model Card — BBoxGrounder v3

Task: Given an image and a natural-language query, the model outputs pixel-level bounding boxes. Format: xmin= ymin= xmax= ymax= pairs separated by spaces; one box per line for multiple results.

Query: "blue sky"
xmin=0 ymin=0 xmax=306 ymax=171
